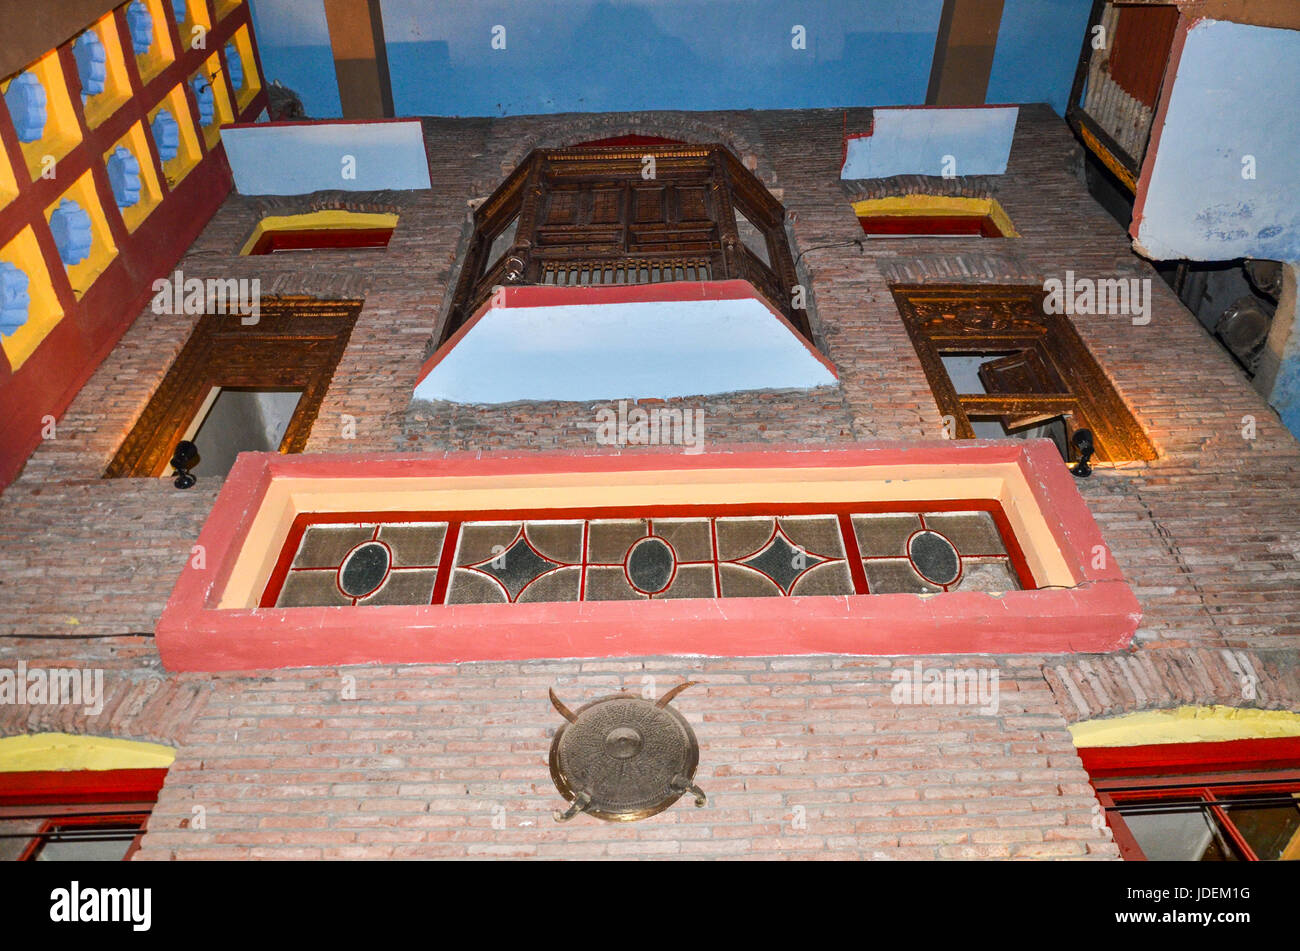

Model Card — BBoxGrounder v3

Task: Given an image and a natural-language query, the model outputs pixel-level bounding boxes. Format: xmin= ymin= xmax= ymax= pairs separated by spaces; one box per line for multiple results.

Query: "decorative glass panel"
xmin=265 ymin=507 xmax=1025 ymax=608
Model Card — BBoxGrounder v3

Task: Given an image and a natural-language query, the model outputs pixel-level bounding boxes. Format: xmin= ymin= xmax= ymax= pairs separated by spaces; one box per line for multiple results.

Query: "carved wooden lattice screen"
xmin=104 ymin=298 xmax=361 ymax=478
xmin=442 ymin=144 xmax=810 ymax=346
xmin=891 ymin=284 xmax=1157 ymax=464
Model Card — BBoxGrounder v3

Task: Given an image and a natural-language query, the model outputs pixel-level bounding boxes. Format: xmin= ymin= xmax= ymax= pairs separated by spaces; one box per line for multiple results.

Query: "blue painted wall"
xmin=987 ymin=0 xmax=1093 ymax=115
xmin=248 ymin=0 xmax=342 ymax=119
xmin=248 ymin=0 xmax=1095 ymax=119
xmin=380 ymin=0 xmax=942 ymax=116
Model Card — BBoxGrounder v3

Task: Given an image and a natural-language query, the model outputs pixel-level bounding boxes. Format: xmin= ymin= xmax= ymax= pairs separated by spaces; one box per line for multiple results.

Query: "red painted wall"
xmin=0 ymin=3 xmax=269 ymax=489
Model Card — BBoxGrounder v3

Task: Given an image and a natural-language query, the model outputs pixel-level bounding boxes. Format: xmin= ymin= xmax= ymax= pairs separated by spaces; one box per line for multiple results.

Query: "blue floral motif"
xmin=74 ymin=31 xmax=108 ymax=98
xmin=107 ymin=146 xmax=142 ymax=208
xmin=191 ymin=76 xmax=215 ymax=126
xmin=4 ymin=72 xmax=47 ymax=143
xmin=0 ymin=263 xmax=31 ymax=337
xmin=151 ymin=108 xmax=180 ymax=162
xmin=49 ymin=199 xmax=94 ymax=267
xmin=125 ymin=1 xmax=154 ymax=56
xmin=225 ymin=43 xmax=243 ymax=90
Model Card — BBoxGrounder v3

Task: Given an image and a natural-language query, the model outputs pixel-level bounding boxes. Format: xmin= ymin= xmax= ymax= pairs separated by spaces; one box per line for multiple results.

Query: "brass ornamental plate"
xmin=548 ymin=683 xmax=706 ymax=822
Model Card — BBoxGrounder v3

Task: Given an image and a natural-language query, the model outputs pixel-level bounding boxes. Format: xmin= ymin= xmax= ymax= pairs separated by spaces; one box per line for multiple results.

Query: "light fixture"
xmin=1071 ymin=428 xmax=1095 ymax=478
xmin=170 ymin=440 xmax=198 ymax=488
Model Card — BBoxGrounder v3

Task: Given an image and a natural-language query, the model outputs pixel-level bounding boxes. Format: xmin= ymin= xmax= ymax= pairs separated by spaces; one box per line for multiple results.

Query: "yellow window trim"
xmin=0 ymin=732 xmax=175 ymax=772
xmin=1071 ymin=705 xmax=1300 ymax=749
xmin=851 ymin=195 xmax=1019 ymax=237
xmin=239 ymin=210 xmax=400 ymax=256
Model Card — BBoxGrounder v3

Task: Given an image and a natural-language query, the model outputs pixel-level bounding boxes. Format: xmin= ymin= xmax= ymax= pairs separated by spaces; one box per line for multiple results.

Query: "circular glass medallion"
xmin=625 ymin=537 xmax=675 ymax=594
xmin=338 ymin=541 xmax=390 ymax=598
xmin=908 ymin=530 xmax=960 ymax=586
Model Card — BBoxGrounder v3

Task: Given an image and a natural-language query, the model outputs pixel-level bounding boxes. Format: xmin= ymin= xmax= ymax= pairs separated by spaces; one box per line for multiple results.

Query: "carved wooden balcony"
xmin=441 ymin=143 xmax=813 ymax=347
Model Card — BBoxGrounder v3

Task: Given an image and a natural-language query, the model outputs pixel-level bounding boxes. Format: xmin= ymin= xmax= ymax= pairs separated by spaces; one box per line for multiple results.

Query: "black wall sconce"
xmin=1071 ymin=428 xmax=1095 ymax=478
xmin=171 ymin=441 xmax=199 ymax=489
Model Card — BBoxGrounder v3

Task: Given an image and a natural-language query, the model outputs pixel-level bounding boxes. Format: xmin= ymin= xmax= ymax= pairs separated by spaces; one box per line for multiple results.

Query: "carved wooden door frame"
xmin=891 ymin=284 xmax=1157 ymax=464
xmin=104 ymin=298 xmax=362 ymax=478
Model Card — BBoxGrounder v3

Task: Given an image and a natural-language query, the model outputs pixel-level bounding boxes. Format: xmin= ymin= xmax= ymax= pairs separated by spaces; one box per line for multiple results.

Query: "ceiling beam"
xmin=322 ymin=0 xmax=394 ymax=119
xmin=0 ymin=0 xmax=119 ymax=80
xmin=926 ymin=0 xmax=1006 ymax=106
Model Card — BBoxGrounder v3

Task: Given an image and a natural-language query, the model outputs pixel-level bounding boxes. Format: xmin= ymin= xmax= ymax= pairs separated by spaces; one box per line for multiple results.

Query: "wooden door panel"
xmin=675 ymin=185 xmax=712 ymax=223
xmin=542 ymin=189 xmax=579 ymax=225
xmin=978 ymin=347 xmax=1069 ymax=394
xmin=588 ymin=187 xmax=623 ymax=225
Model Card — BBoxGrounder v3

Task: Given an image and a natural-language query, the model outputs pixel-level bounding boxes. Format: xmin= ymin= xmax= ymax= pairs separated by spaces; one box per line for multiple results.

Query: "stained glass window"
xmin=264 ymin=507 xmax=1027 ymax=608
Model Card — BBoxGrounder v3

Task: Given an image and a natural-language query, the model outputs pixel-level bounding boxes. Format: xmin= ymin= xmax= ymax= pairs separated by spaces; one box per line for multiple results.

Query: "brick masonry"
xmin=0 ymin=105 xmax=1297 ymax=859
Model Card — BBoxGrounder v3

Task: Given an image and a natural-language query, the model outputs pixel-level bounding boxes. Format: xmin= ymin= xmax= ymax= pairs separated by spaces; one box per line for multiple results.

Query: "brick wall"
xmin=0 ymin=105 xmax=1297 ymax=859
xmin=130 ymin=658 xmax=1114 ymax=861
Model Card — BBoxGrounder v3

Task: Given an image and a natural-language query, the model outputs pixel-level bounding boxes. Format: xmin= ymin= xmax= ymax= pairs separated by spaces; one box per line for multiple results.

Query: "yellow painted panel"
xmin=45 ymin=170 xmax=118 ymax=299
xmin=214 ymin=0 xmax=244 ymax=21
xmin=104 ymin=120 xmax=164 ymax=232
xmin=227 ymin=23 xmax=262 ymax=112
xmin=79 ymin=13 xmax=134 ymax=129
xmin=3 ymin=51 xmax=83 ymax=183
xmin=177 ymin=0 xmax=213 ymax=52
xmin=239 ymin=211 xmax=400 ymax=255
xmin=850 ymin=195 xmax=1019 ymax=237
xmin=215 ymin=462 xmax=1078 ymax=609
xmin=0 ymin=733 xmax=174 ymax=772
xmin=132 ymin=0 xmax=177 ymax=85
xmin=0 ymin=226 xmax=65 ymax=370
xmin=194 ymin=53 xmax=235 ymax=149
xmin=0 ymin=131 xmax=16 ymax=210
xmin=1072 ymin=706 xmax=1300 ymax=748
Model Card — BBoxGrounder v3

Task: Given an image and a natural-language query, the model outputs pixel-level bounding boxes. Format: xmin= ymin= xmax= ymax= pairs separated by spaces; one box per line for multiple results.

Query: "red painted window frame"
xmin=157 ymin=443 xmax=1143 ymax=670
xmin=1080 ymin=738 xmax=1300 ymax=861
xmin=857 ymin=215 xmax=1004 ymax=238
xmin=248 ymin=228 xmax=394 ymax=255
xmin=0 ymin=768 xmax=167 ymax=862
xmin=258 ymin=498 xmax=1037 ymax=608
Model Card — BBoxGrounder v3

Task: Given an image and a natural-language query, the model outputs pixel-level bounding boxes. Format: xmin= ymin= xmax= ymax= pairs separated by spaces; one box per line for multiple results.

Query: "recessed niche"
xmin=2 ymin=51 xmax=83 ymax=183
xmin=0 ymin=227 xmax=65 ymax=371
xmin=127 ymin=0 xmax=177 ymax=86
xmin=173 ymin=387 xmax=305 ymax=479
xmin=44 ymin=171 xmax=119 ymax=299
xmin=225 ymin=25 xmax=261 ymax=112
xmin=148 ymin=84 xmax=203 ymax=186
xmin=0 ymin=135 xmax=17 ymax=211
xmin=852 ymin=197 xmax=1018 ymax=238
xmin=191 ymin=53 xmax=235 ymax=149
xmin=213 ymin=0 xmax=243 ymax=22
xmin=239 ymin=211 xmax=398 ymax=255
xmin=76 ymin=13 xmax=135 ymax=129
xmin=104 ymin=121 xmax=164 ymax=232
xmin=173 ymin=0 xmax=212 ymax=53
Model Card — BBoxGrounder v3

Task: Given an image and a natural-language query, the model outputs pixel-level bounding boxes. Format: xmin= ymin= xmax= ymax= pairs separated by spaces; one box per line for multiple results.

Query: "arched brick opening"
xmin=0 ymin=675 xmax=210 ymax=749
xmin=481 ymin=112 xmax=777 ymax=196
xmin=1043 ymin=648 xmax=1300 ymax=725
xmin=842 ymin=174 xmax=1003 ymax=205
xmin=249 ymin=189 xmax=405 ymax=222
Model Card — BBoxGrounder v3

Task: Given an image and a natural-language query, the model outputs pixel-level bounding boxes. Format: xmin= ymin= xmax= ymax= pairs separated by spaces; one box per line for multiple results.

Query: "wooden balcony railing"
xmin=440 ymin=143 xmax=814 ymax=347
